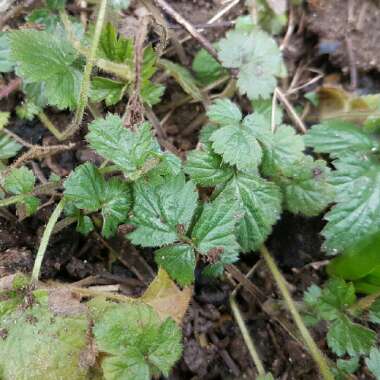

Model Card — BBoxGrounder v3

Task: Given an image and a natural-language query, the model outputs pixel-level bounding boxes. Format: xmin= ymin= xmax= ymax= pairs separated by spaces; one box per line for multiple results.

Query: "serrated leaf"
xmin=4 ymin=167 xmax=35 ymax=194
xmin=155 ymin=244 xmax=195 ymax=286
xmin=101 ymin=354 xmax=150 ymax=380
xmin=218 ymin=29 xmax=284 ymax=99
xmin=87 ymin=114 xmax=162 ymax=180
xmin=16 ymin=100 xmax=41 ymax=121
xmin=140 ymin=81 xmax=165 ymax=106
xmin=327 ymin=315 xmax=375 ymax=357
xmin=207 ymin=98 xmax=242 ymax=126
xmin=257 ymin=374 xmax=275 ymax=380
xmin=222 ymin=172 xmax=282 ymax=252
xmin=192 ymin=48 xmax=226 ymax=85
xmin=10 ymin=30 xmax=81 ymax=109
xmin=369 ymin=299 xmax=380 ymax=324
xmin=210 ymin=124 xmax=262 ymax=171
xmin=128 ymin=174 xmax=198 ymax=247
xmin=184 ymin=145 xmax=234 ymax=186
xmin=0 ymin=33 xmax=14 ymax=73
xmin=366 ymin=347 xmax=380 ymax=379
xmin=0 ymin=133 xmax=21 ymax=160
xmin=280 ymin=157 xmax=335 ymax=217
xmin=0 ymin=112 xmax=9 ymax=130
xmin=159 ymin=59 xmax=203 ymax=101
xmin=90 ymin=77 xmax=126 ymax=106
xmin=191 ymin=192 xmax=240 ymax=265
xmin=322 ymin=154 xmax=380 ymax=253
xmin=63 ymin=163 xmax=132 ymax=237
xmin=305 ymin=120 xmax=379 ymax=157
xmin=336 ymin=357 xmax=359 ymax=375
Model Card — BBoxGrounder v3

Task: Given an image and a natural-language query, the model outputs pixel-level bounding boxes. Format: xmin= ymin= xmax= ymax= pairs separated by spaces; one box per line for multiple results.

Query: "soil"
xmin=1 ymin=0 xmax=380 ymax=379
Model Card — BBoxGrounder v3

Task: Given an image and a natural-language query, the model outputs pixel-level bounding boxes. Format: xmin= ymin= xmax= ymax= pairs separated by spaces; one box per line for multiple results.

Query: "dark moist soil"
xmin=2 ymin=0 xmax=380 ymax=379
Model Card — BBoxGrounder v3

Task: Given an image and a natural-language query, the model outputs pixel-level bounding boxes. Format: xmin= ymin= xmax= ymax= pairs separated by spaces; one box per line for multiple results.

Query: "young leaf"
xmin=305 ymin=120 xmax=379 ymax=157
xmin=184 ymin=145 xmax=234 ymax=187
xmin=279 ymin=157 xmax=335 ymax=217
xmin=322 ymin=153 xmax=380 ymax=253
xmin=10 ymin=30 xmax=82 ymax=109
xmin=87 ymin=114 xmax=161 ymax=180
xmin=4 ymin=166 xmax=35 ymax=194
xmin=128 ymin=174 xmax=198 ymax=247
xmin=159 ymin=59 xmax=203 ymax=101
xmin=222 ymin=172 xmax=282 ymax=251
xmin=90 ymin=77 xmax=126 ymax=106
xmin=327 ymin=315 xmax=376 ymax=357
xmin=155 ymin=244 xmax=195 ymax=286
xmin=218 ymin=29 xmax=284 ymax=99
xmin=0 ymin=133 xmax=21 ymax=160
xmin=207 ymin=98 xmax=242 ymax=127
xmin=63 ymin=163 xmax=132 ymax=237
xmin=191 ymin=191 xmax=241 ymax=265
xmin=366 ymin=347 xmax=380 ymax=379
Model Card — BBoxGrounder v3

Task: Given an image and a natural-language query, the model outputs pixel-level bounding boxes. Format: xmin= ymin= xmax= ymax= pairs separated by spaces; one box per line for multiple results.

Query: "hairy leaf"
xmin=128 ymin=174 xmax=198 ymax=247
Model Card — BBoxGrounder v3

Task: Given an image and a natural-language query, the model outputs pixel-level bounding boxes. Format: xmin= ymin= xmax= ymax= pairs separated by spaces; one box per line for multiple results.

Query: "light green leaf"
xmin=280 ymin=157 xmax=335 ymax=217
xmin=192 ymin=48 xmax=226 ymax=85
xmin=218 ymin=29 xmax=284 ymax=99
xmin=207 ymin=98 xmax=242 ymax=126
xmin=369 ymin=299 xmax=380 ymax=324
xmin=0 ymin=33 xmax=14 ymax=73
xmin=184 ymin=145 xmax=234 ymax=186
xmin=0 ymin=133 xmax=21 ymax=160
xmin=90 ymin=77 xmax=126 ymax=106
xmin=192 ymin=191 xmax=241 ymax=264
xmin=140 ymin=81 xmax=165 ymax=106
xmin=4 ymin=167 xmax=35 ymax=194
xmin=128 ymin=174 xmax=198 ymax=247
xmin=160 ymin=59 xmax=203 ymax=101
xmin=23 ymin=195 xmax=40 ymax=216
xmin=16 ymin=100 xmax=41 ymax=121
xmin=327 ymin=315 xmax=375 ymax=357
xmin=336 ymin=357 xmax=359 ymax=375
xmin=322 ymin=154 xmax=380 ymax=253
xmin=222 ymin=172 xmax=282 ymax=252
xmin=109 ymin=0 xmax=130 ymax=11
xmin=64 ymin=163 xmax=132 ymax=237
xmin=10 ymin=29 xmax=81 ymax=109
xmin=210 ymin=124 xmax=262 ymax=171
xmin=257 ymin=374 xmax=275 ymax=380
xmin=366 ymin=347 xmax=380 ymax=379
xmin=155 ymin=244 xmax=195 ymax=286
xmin=87 ymin=114 xmax=161 ymax=180
xmin=305 ymin=120 xmax=379 ymax=157
xmin=101 ymin=354 xmax=150 ymax=380
xmin=0 ymin=112 xmax=9 ymax=129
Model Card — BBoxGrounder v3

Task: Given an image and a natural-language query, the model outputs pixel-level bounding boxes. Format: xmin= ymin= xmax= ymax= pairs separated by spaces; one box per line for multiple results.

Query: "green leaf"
xmin=101 ymin=354 xmax=150 ymax=380
xmin=16 ymin=100 xmax=41 ymax=121
xmin=191 ymin=191 xmax=241 ymax=265
xmin=159 ymin=59 xmax=203 ymax=101
xmin=0 ymin=133 xmax=21 ymax=160
xmin=366 ymin=347 xmax=380 ymax=379
xmin=322 ymin=153 xmax=380 ymax=253
xmin=90 ymin=77 xmax=126 ymax=106
xmin=4 ymin=167 xmax=35 ymax=194
xmin=192 ymin=48 xmax=226 ymax=85
xmin=257 ymin=374 xmax=275 ymax=380
xmin=63 ymin=163 xmax=132 ymax=237
xmin=207 ymin=98 xmax=242 ymax=126
xmin=336 ymin=357 xmax=359 ymax=376
xmin=327 ymin=315 xmax=375 ymax=357
xmin=0 ymin=33 xmax=14 ymax=73
xmin=23 ymin=195 xmax=40 ymax=216
xmin=10 ymin=30 xmax=82 ymax=109
xmin=218 ymin=29 xmax=284 ymax=99
xmin=369 ymin=299 xmax=380 ymax=324
xmin=184 ymin=145 xmax=234 ymax=187
xmin=140 ymin=81 xmax=165 ymax=107
xmin=305 ymin=120 xmax=379 ymax=157
xmin=87 ymin=114 xmax=161 ymax=180
xmin=222 ymin=172 xmax=282 ymax=251
xmin=0 ymin=112 xmax=9 ymax=129
xmin=155 ymin=244 xmax=195 ymax=286
xmin=128 ymin=174 xmax=198 ymax=247
xmin=109 ymin=0 xmax=130 ymax=11
xmin=210 ymin=124 xmax=262 ymax=171
xmin=280 ymin=157 xmax=335 ymax=217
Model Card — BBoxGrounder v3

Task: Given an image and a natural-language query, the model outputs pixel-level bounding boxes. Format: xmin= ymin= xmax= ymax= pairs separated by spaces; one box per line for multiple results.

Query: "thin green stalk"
xmin=260 ymin=245 xmax=334 ymax=380
xmin=62 ymin=0 xmax=108 ymax=139
xmin=31 ymin=199 xmax=65 ymax=285
xmin=0 ymin=194 xmax=24 ymax=208
xmin=230 ymin=295 xmax=266 ymax=376
xmin=38 ymin=112 xmax=64 ymax=141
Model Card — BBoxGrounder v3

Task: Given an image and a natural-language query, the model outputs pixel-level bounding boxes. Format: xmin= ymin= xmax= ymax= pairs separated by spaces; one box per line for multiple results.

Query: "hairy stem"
xmin=38 ymin=112 xmax=64 ymax=141
xmin=0 ymin=194 xmax=25 ymax=208
xmin=260 ymin=245 xmax=334 ymax=380
xmin=62 ymin=0 xmax=108 ymax=139
xmin=230 ymin=295 xmax=266 ymax=376
xmin=31 ymin=199 xmax=65 ymax=284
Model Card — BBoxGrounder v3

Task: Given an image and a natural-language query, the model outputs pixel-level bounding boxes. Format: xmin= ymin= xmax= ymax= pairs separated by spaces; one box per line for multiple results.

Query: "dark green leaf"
xmin=90 ymin=77 xmax=126 ymax=106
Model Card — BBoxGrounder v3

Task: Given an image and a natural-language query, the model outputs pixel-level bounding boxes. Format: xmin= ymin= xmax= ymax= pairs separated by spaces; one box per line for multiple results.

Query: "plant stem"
xmin=38 ymin=112 xmax=64 ymax=141
xmin=62 ymin=0 xmax=108 ymax=139
xmin=230 ymin=295 xmax=266 ymax=376
xmin=348 ymin=289 xmax=380 ymax=315
xmin=31 ymin=199 xmax=65 ymax=285
xmin=260 ymin=245 xmax=334 ymax=380
xmin=0 ymin=194 xmax=24 ymax=208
